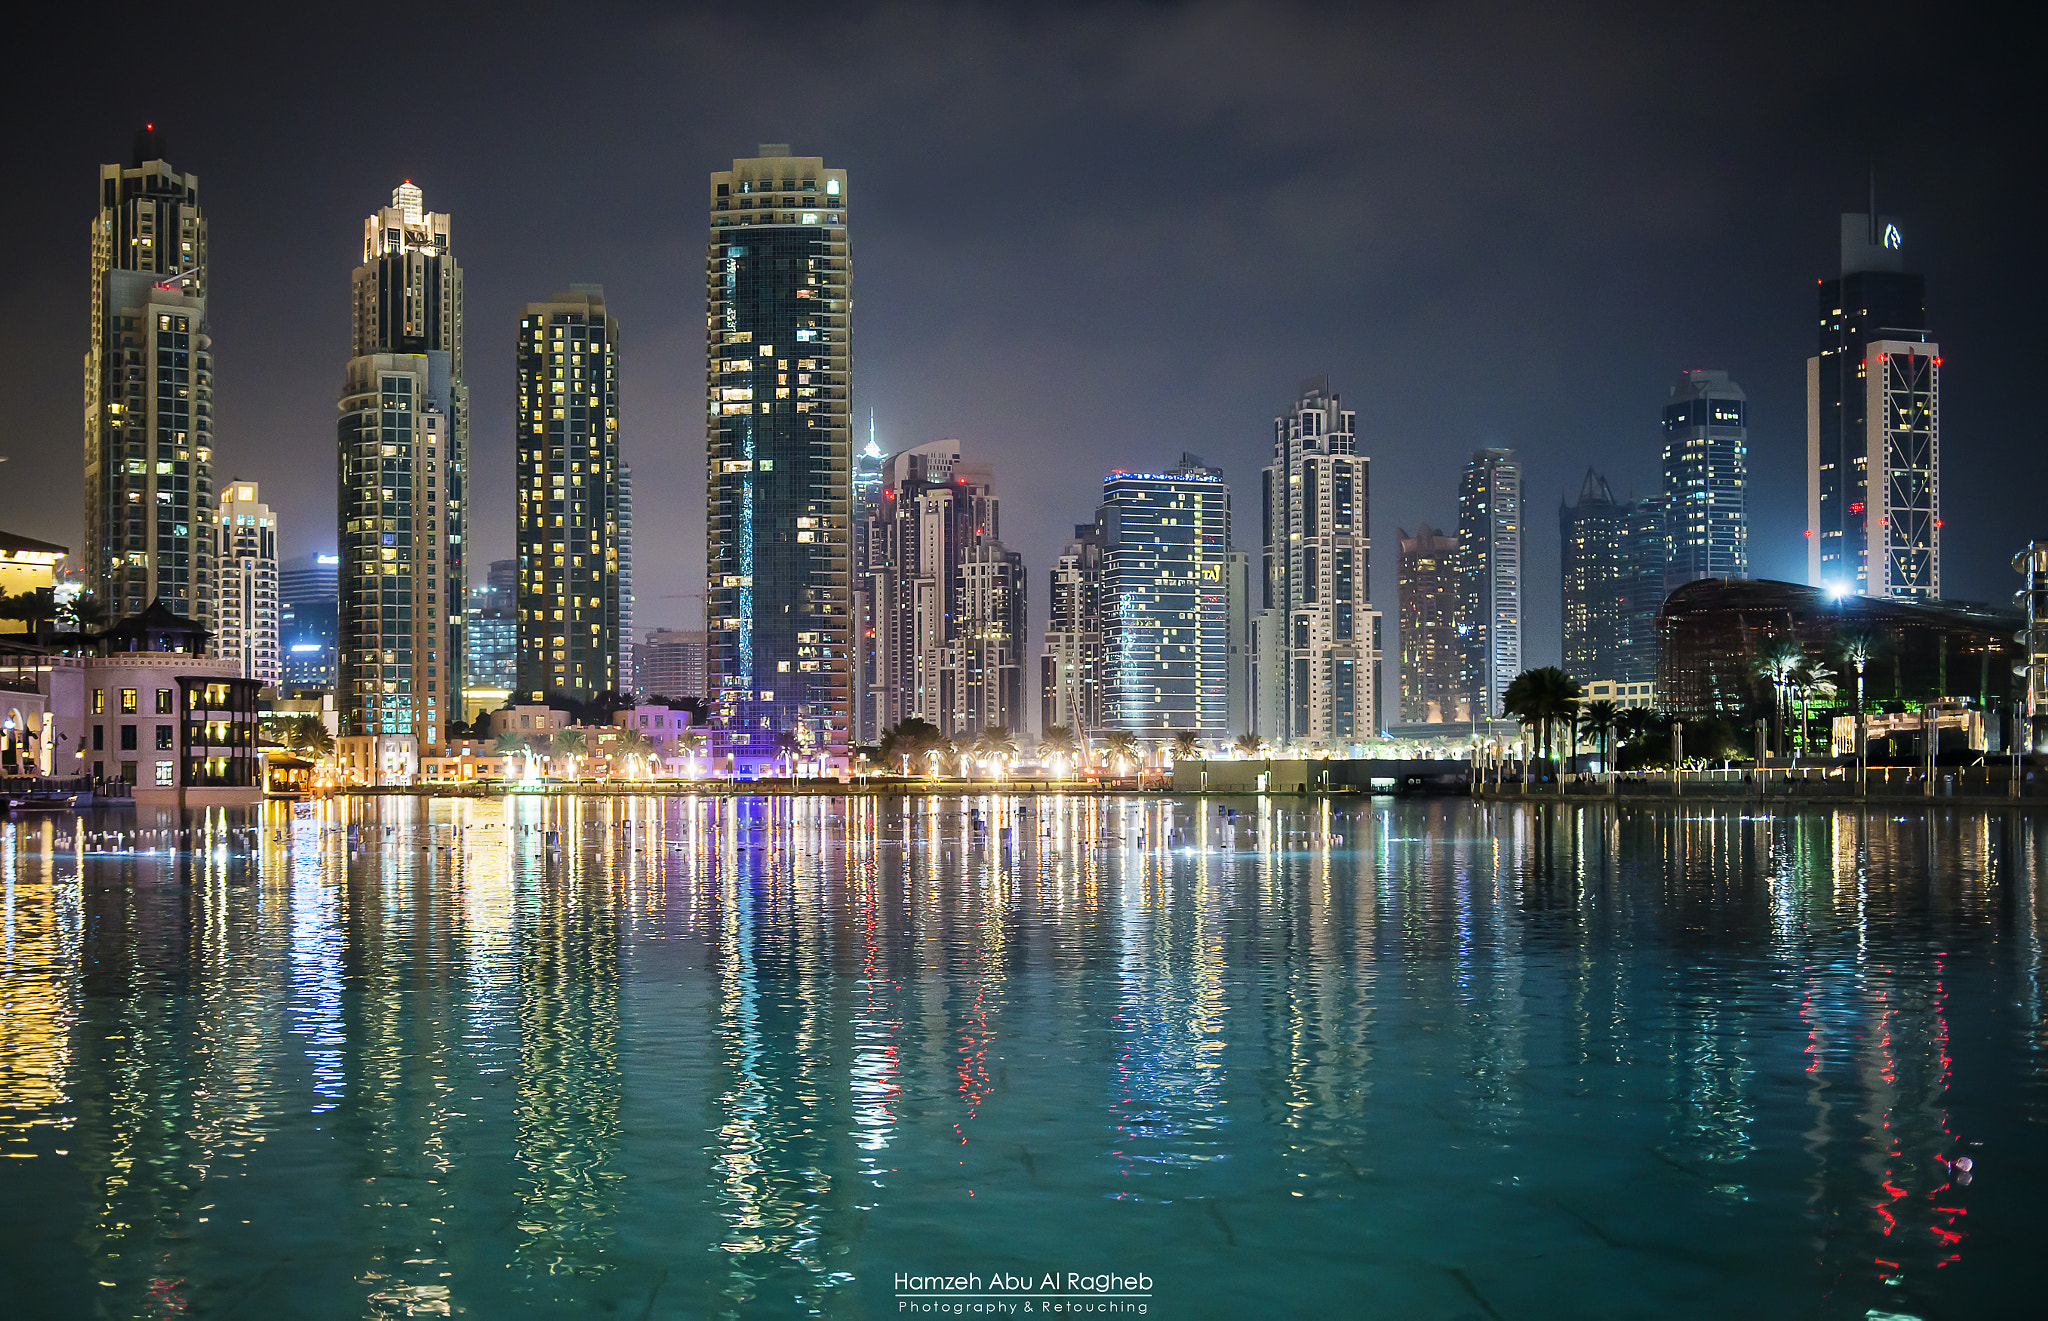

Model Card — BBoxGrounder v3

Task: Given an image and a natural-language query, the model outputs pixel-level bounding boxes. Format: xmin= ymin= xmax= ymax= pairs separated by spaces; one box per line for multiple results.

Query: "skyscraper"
xmin=861 ymin=440 xmax=1027 ymax=739
xmin=618 ymin=458 xmax=634 ymax=696
xmin=1041 ymin=525 xmax=1105 ymax=737
xmin=1456 ymin=448 xmax=1521 ymax=718
xmin=1809 ymin=211 xmax=1940 ymax=600
xmin=466 ymin=582 xmax=515 ymax=690
xmin=640 ymin=629 xmax=708 ymax=703
xmin=85 ymin=127 xmax=214 ymax=625
xmin=706 ymin=146 xmax=852 ymax=773
xmin=1559 ymin=470 xmax=1659 ymax=686
xmin=1254 ymin=378 xmax=1380 ymax=745
xmin=1099 ymin=456 xmax=1232 ymax=743
xmin=851 ymin=435 xmax=887 ymax=744
xmin=1397 ymin=525 xmax=1461 ymax=723
xmin=336 ymin=181 xmax=467 ymax=781
xmin=515 ymin=285 xmax=621 ymax=703
xmin=213 ymin=481 xmax=279 ymax=688
xmin=1662 ymin=370 xmax=1748 ymax=587
xmin=280 ymin=551 xmax=338 ymax=693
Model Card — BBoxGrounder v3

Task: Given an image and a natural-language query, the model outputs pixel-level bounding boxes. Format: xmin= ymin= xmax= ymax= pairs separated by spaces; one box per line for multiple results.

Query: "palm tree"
xmin=973 ymin=725 xmax=1020 ymax=779
xmin=1037 ymin=725 xmax=1081 ymax=774
xmin=1501 ymin=667 xmax=1582 ymax=786
xmin=1753 ymin=637 xmax=1803 ymax=759
xmin=58 ymin=592 xmax=109 ymax=634
xmin=492 ymin=730 xmax=527 ymax=775
xmin=677 ymin=731 xmax=706 ymax=777
xmin=1835 ymin=629 xmax=1879 ymax=715
xmin=1233 ymin=732 xmax=1267 ymax=758
xmin=1101 ymin=730 xmax=1140 ymax=775
xmin=551 ymin=728 xmax=587 ymax=778
xmin=1577 ymin=699 xmax=1620 ymax=774
xmin=775 ymin=729 xmax=804 ymax=780
xmin=615 ymin=728 xmax=654 ymax=778
xmin=0 ymin=587 xmax=58 ymax=637
xmin=1171 ymin=731 xmax=1202 ymax=762
xmin=1788 ymin=658 xmax=1838 ymax=763
xmin=921 ymin=742 xmax=950 ymax=779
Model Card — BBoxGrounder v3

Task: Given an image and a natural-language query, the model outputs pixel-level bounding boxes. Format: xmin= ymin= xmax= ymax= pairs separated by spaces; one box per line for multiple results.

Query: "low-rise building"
xmin=79 ymin=601 xmax=263 ymax=805
xmin=1578 ymin=679 xmax=1657 ymax=709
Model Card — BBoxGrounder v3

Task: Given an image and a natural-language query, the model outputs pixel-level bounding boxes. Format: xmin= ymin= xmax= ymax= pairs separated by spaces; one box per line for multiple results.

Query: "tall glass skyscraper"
xmin=1662 ymin=369 xmax=1747 ymax=587
xmin=1808 ymin=212 xmax=1939 ymax=600
xmin=85 ymin=127 xmax=214 ymax=625
xmin=1254 ymin=377 xmax=1380 ymax=746
xmin=515 ymin=285 xmax=620 ymax=703
xmin=1098 ymin=457 xmax=1232 ymax=742
xmin=705 ymin=146 xmax=852 ymax=773
xmin=336 ymin=182 xmax=467 ymax=782
xmin=1456 ymin=448 xmax=1521 ymax=719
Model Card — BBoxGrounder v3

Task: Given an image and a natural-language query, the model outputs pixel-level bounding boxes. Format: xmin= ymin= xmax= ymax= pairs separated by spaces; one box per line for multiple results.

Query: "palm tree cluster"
xmin=1501 ymin=666 xmax=1582 ymax=779
xmin=1037 ymin=725 xmax=1083 ymax=770
xmin=879 ymin=718 xmax=948 ymax=775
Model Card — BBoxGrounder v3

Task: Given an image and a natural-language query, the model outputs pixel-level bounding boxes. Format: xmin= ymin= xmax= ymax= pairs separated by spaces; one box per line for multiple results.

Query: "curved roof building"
xmin=1656 ymin=578 xmax=2018 ymax=718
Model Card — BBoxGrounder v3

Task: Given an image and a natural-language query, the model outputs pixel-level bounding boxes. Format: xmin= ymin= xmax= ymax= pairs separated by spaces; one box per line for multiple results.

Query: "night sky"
xmin=2 ymin=3 xmax=2040 ymax=728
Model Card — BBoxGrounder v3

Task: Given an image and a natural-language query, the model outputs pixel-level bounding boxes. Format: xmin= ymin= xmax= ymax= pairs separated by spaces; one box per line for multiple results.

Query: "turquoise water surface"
xmin=1 ymin=794 xmax=2043 ymax=1319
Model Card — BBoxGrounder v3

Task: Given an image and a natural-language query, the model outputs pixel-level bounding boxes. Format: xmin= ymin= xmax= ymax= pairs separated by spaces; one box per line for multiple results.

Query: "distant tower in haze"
xmin=213 ymin=481 xmax=279 ymax=688
xmin=1254 ymin=378 xmax=1380 ymax=746
xmin=515 ymin=285 xmax=621 ymax=704
xmin=618 ymin=458 xmax=634 ymax=694
xmin=336 ymin=181 xmax=467 ymax=782
xmin=1809 ymin=209 xmax=1939 ymax=599
xmin=1042 ymin=524 xmax=1105 ymax=737
xmin=1397 ymin=525 xmax=1461 ymax=723
xmin=85 ymin=127 xmax=214 ymax=626
xmin=851 ymin=432 xmax=886 ymax=744
xmin=1456 ymin=449 xmax=1521 ymax=719
xmin=1662 ymin=369 xmax=1748 ymax=587
xmin=862 ymin=440 xmax=1026 ymax=739
xmin=705 ymin=145 xmax=853 ymax=773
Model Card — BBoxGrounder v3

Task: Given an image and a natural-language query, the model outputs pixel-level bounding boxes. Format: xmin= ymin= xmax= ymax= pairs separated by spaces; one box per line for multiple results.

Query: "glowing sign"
xmin=1882 ymin=222 xmax=1902 ymax=250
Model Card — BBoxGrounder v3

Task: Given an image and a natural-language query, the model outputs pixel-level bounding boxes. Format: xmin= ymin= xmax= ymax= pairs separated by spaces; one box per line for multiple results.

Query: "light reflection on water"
xmin=0 ymin=796 xmax=2042 ymax=1318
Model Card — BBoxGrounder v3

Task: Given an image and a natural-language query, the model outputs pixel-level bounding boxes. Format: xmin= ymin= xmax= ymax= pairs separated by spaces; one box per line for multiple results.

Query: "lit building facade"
xmin=85 ymin=127 xmax=214 ymax=626
xmin=336 ymin=181 xmax=468 ymax=781
xmin=515 ymin=286 xmax=621 ymax=703
xmin=640 ymin=629 xmax=707 ymax=702
xmin=1099 ymin=457 xmax=1232 ymax=743
xmin=212 ymin=481 xmax=279 ymax=688
xmin=851 ymin=437 xmax=886 ymax=744
xmin=1456 ymin=448 xmax=1522 ymax=718
xmin=1560 ymin=470 xmax=1664 ymax=688
xmin=1808 ymin=212 xmax=1940 ymax=600
xmin=1397 ymin=524 xmax=1461 ymax=723
xmin=617 ymin=459 xmax=634 ymax=697
xmin=466 ymin=584 xmax=515 ymax=689
xmin=861 ymin=441 xmax=1026 ymax=738
xmin=1254 ymin=379 xmax=1380 ymax=745
xmin=1041 ymin=525 xmax=1105 ymax=736
xmin=1662 ymin=369 xmax=1747 ymax=587
xmin=705 ymin=146 xmax=852 ymax=773
xmin=280 ymin=551 xmax=338 ymax=692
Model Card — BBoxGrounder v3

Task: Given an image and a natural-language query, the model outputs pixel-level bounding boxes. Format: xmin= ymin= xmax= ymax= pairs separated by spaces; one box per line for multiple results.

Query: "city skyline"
xmin=2 ymin=6 xmax=2039 ymax=734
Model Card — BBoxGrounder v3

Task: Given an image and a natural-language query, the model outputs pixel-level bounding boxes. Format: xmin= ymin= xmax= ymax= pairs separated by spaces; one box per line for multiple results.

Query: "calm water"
xmin=1 ymin=795 xmax=2044 ymax=1320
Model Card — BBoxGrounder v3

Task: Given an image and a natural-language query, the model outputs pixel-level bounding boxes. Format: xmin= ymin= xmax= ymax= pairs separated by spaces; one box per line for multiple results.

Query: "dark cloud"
xmin=1 ymin=1 xmax=2039 ymax=723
